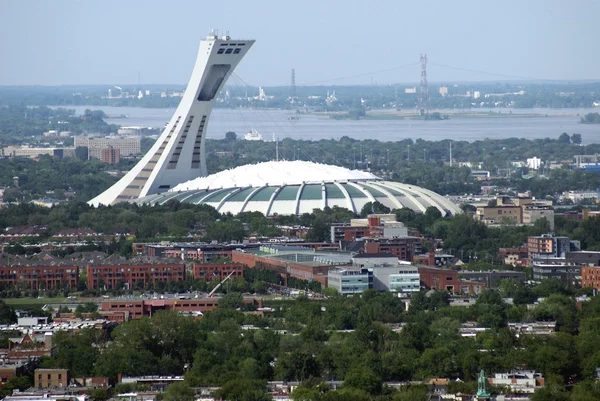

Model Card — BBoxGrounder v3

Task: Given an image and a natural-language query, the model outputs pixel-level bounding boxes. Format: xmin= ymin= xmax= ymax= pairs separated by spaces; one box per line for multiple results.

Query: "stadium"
xmin=134 ymin=160 xmax=462 ymax=216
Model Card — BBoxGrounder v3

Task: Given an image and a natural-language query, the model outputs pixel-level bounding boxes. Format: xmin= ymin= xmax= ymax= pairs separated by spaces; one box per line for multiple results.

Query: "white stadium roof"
xmin=172 ymin=160 xmax=379 ymax=191
xmin=136 ymin=161 xmax=462 ymax=217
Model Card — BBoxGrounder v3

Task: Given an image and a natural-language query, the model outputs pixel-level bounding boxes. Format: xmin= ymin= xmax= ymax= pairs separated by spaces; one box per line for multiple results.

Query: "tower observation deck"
xmin=89 ymin=32 xmax=255 ymax=206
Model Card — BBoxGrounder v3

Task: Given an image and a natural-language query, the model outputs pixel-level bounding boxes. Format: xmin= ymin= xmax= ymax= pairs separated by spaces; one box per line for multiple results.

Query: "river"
xmin=57 ymin=105 xmax=600 ymax=144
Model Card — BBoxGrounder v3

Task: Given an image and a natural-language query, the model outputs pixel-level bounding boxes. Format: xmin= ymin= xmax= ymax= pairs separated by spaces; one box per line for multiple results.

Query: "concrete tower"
xmin=89 ymin=32 xmax=255 ymax=206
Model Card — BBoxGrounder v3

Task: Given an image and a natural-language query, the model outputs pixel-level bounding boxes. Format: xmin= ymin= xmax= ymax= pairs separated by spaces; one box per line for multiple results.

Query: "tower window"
xmin=233 ymin=48 xmax=241 ymax=54
xmin=197 ymin=64 xmax=231 ymax=101
xmin=225 ymin=48 xmax=233 ymax=54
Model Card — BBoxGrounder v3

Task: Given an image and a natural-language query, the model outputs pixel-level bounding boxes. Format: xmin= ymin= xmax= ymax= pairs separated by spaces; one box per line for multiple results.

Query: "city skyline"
xmin=0 ymin=0 xmax=598 ymax=86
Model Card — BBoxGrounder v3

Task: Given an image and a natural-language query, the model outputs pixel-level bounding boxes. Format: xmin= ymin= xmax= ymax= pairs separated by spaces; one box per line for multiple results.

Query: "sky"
xmin=0 ymin=0 xmax=597 ymax=86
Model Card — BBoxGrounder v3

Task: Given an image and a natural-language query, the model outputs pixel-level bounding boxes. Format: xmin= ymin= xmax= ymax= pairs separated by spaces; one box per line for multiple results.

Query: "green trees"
xmin=580 ymin=112 xmax=600 ymax=124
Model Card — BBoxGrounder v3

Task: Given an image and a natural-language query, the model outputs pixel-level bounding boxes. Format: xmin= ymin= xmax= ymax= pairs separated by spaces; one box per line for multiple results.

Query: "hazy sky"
xmin=0 ymin=0 xmax=597 ymax=86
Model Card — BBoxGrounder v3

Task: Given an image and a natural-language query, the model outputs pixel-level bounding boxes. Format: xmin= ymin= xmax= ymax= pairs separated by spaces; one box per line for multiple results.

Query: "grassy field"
xmin=3 ymin=297 xmax=68 ymax=306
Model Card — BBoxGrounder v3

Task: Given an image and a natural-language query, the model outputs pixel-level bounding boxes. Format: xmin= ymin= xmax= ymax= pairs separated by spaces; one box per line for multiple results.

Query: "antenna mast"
xmin=290 ymin=68 xmax=297 ymax=104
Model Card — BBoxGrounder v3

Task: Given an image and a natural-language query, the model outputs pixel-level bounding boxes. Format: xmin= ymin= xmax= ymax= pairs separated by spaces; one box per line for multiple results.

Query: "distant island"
xmin=581 ymin=112 xmax=600 ymax=124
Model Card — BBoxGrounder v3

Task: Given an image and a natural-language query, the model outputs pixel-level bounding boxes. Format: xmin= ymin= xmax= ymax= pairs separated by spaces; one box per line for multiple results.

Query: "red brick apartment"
xmin=0 ymin=265 xmax=79 ymax=290
xmin=192 ymin=262 xmax=244 ymax=281
xmin=86 ymin=264 xmax=185 ymax=289
xmin=418 ymin=265 xmax=485 ymax=294
xmin=581 ymin=266 xmax=600 ymax=290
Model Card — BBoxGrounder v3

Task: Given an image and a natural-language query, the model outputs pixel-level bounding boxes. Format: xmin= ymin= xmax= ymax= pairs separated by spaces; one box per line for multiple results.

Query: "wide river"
xmin=61 ymin=105 xmax=600 ymax=144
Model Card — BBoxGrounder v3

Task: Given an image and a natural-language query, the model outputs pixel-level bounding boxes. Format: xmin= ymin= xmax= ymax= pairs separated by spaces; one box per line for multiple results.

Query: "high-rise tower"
xmin=89 ymin=32 xmax=255 ymax=206
xmin=417 ymin=54 xmax=430 ymax=116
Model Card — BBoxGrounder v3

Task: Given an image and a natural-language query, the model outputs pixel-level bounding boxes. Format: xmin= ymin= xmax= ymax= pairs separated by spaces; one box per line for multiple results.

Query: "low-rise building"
xmin=458 ymin=270 xmax=525 ymax=288
xmin=34 ymin=369 xmax=69 ymax=389
xmin=100 ymin=297 xmax=262 ymax=320
xmin=581 ymin=266 xmax=600 ymax=289
xmin=418 ymin=266 xmax=485 ymax=294
xmin=489 ymin=371 xmax=544 ymax=394
xmin=327 ymin=267 xmax=372 ymax=294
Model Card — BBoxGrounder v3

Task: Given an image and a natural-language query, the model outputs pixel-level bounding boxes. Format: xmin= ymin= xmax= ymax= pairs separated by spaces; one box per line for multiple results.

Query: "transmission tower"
xmin=290 ymin=68 xmax=297 ymax=104
xmin=417 ymin=54 xmax=430 ymax=116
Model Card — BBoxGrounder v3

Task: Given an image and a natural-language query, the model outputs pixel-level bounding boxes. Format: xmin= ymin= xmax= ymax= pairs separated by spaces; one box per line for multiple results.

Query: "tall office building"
xmin=89 ymin=32 xmax=255 ymax=206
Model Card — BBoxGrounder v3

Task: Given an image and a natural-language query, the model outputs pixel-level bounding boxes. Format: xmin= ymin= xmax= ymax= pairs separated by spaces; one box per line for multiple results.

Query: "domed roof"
xmin=136 ymin=161 xmax=462 ymax=217
xmin=172 ymin=161 xmax=379 ymax=191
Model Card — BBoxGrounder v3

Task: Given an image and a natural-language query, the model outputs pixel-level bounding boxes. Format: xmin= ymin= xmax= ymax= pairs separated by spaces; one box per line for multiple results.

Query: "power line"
xmin=297 ymin=62 xmax=419 ymax=86
xmin=428 ymin=61 xmax=565 ymax=82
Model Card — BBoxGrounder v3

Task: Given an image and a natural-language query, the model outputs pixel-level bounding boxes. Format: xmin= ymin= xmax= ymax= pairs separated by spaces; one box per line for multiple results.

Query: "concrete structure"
xmin=522 ymin=206 xmax=554 ymax=229
xmin=89 ymin=32 xmax=255 ymax=206
xmin=352 ymin=254 xmax=420 ymax=293
xmin=100 ymin=147 xmax=120 ymax=164
xmin=74 ymin=136 xmax=140 ymax=159
xmin=563 ymin=190 xmax=599 ymax=203
xmin=327 ymin=267 xmax=372 ymax=294
xmin=527 ymin=233 xmax=579 ymax=259
xmin=475 ymin=196 xmax=554 ymax=227
xmin=458 ymin=270 xmax=525 ymax=288
xmin=86 ymin=263 xmax=185 ymax=290
xmin=531 ymin=257 xmax=580 ymax=285
xmin=34 ymin=369 xmax=69 ymax=389
xmin=133 ymin=160 xmax=462 ymax=217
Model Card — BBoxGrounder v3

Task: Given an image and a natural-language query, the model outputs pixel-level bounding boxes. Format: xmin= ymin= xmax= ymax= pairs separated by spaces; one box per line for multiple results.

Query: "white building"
xmin=564 ymin=190 xmax=599 ymax=203
xmin=352 ymin=255 xmax=420 ymax=293
xmin=438 ymin=86 xmax=448 ymax=96
xmin=89 ymin=31 xmax=255 ymax=206
xmin=404 ymin=87 xmax=417 ymax=94
xmin=74 ymin=136 xmax=141 ymax=159
xmin=489 ymin=371 xmax=544 ymax=394
xmin=526 ymin=157 xmax=542 ymax=170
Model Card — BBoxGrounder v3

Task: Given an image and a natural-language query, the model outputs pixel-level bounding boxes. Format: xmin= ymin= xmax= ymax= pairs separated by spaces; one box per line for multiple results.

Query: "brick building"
xmin=363 ymin=237 xmax=422 ymax=262
xmin=34 ymin=368 xmax=69 ymax=389
xmin=192 ymin=262 xmax=244 ymax=281
xmin=581 ymin=266 xmax=600 ymax=290
xmin=418 ymin=265 xmax=485 ymax=294
xmin=100 ymin=297 xmax=262 ymax=320
xmin=100 ymin=146 xmax=120 ymax=164
xmin=86 ymin=263 xmax=186 ymax=290
xmin=0 ymin=266 xmax=79 ymax=290
xmin=232 ymin=250 xmax=332 ymax=286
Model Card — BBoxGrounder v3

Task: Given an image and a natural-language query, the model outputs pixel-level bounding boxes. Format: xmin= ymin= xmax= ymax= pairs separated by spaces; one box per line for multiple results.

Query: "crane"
xmin=208 ymin=270 xmax=237 ymax=297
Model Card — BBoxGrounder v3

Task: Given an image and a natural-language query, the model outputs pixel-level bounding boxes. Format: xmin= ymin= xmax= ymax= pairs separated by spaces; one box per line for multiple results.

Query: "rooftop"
xmin=172 ymin=160 xmax=380 ymax=191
